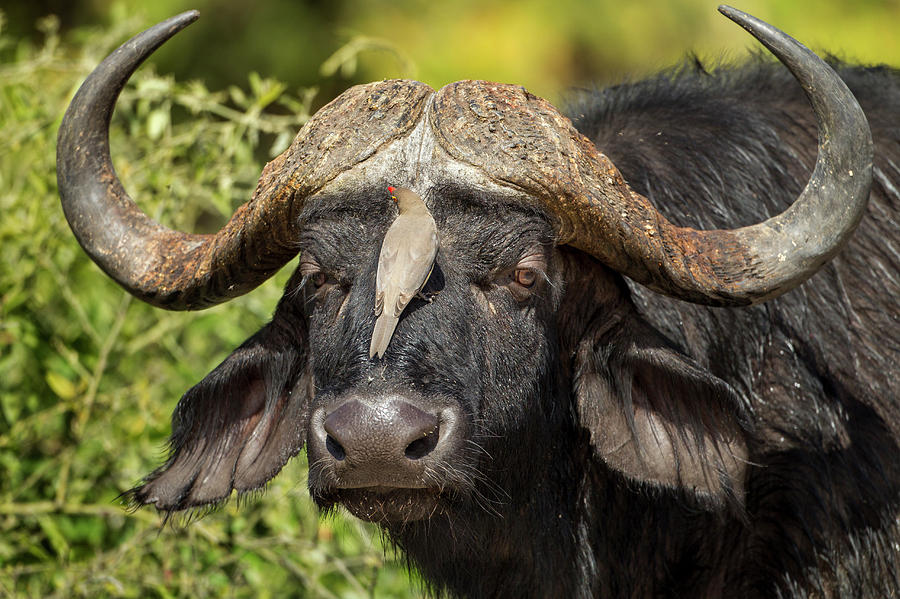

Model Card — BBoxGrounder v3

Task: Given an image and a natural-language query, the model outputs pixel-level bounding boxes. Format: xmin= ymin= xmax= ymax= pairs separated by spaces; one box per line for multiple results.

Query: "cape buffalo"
xmin=57 ymin=6 xmax=900 ymax=598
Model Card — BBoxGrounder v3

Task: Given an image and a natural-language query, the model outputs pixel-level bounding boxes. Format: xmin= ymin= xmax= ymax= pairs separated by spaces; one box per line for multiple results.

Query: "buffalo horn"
xmin=570 ymin=5 xmax=874 ymax=305
xmin=57 ymin=12 xmax=430 ymax=309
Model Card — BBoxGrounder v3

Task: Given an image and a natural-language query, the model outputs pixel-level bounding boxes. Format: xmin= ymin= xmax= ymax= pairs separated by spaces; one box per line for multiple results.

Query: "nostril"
xmin=322 ymin=399 xmax=443 ymax=465
xmin=405 ymin=424 xmax=440 ymax=460
xmin=326 ymin=434 xmax=346 ymax=461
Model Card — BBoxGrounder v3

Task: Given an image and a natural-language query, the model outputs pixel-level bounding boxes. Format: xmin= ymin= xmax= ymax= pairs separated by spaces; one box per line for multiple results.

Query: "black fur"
xmin=133 ymin=58 xmax=900 ymax=598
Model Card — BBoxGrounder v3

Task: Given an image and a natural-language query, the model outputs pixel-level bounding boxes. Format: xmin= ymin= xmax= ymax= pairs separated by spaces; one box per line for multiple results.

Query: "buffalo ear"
xmin=128 ymin=319 xmax=309 ymax=512
xmin=574 ymin=315 xmax=750 ymax=508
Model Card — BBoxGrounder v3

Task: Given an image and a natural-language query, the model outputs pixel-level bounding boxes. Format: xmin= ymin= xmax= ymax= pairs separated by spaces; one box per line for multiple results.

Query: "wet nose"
xmin=320 ymin=399 xmax=441 ymax=483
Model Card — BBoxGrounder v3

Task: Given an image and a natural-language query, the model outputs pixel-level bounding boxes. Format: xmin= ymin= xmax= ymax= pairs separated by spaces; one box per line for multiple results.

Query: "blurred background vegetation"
xmin=1 ymin=0 xmax=899 ymax=597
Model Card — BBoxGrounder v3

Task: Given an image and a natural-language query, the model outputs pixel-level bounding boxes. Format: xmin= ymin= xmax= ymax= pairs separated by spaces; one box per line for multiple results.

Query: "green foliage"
xmin=0 ymin=12 xmax=417 ymax=598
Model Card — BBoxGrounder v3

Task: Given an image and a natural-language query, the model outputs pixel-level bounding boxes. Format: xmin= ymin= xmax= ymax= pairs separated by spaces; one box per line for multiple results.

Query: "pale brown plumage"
xmin=370 ymin=187 xmax=439 ymax=359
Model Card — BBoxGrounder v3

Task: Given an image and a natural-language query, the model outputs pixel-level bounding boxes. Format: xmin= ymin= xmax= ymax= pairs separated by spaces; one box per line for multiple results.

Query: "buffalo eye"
xmin=507 ymin=270 xmax=537 ymax=303
xmin=299 ymin=253 xmax=336 ymax=293
xmin=504 ymin=250 xmax=546 ymax=303
xmin=514 ymin=268 xmax=537 ymax=288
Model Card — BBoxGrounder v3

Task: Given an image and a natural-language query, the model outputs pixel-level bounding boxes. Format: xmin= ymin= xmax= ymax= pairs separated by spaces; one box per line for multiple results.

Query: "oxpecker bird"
xmin=369 ymin=187 xmax=439 ymax=359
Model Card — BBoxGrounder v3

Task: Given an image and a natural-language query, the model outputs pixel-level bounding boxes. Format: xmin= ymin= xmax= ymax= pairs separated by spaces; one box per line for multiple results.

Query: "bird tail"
xmin=369 ymin=314 xmax=400 ymax=359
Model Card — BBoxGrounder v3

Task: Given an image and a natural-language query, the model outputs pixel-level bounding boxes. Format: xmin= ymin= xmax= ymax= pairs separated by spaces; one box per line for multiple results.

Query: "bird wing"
xmin=374 ymin=243 xmax=394 ymax=317
xmin=376 ymin=214 xmax=438 ymax=318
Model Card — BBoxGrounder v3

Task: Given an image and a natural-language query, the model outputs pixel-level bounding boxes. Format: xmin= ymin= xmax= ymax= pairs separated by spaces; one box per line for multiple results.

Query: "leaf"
xmin=146 ymin=107 xmax=169 ymax=141
xmin=45 ymin=371 xmax=76 ymax=400
xmin=36 ymin=515 xmax=69 ymax=560
xmin=256 ymin=80 xmax=287 ymax=110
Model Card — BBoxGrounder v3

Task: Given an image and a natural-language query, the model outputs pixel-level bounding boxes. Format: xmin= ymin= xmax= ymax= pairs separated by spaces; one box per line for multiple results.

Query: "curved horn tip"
xmin=717 ymin=6 xmax=757 ymax=25
xmin=717 ymin=5 xmax=745 ymax=20
xmin=165 ymin=10 xmax=201 ymax=29
xmin=133 ymin=11 xmax=200 ymax=47
xmin=718 ymin=4 xmax=796 ymax=49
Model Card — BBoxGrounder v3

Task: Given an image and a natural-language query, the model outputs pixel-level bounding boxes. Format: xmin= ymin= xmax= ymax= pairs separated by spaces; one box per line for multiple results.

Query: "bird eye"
xmin=514 ymin=269 xmax=537 ymax=288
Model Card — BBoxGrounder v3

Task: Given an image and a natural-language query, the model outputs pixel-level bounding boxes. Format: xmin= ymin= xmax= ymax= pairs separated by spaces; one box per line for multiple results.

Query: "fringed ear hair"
xmin=127 ymin=315 xmax=310 ymax=512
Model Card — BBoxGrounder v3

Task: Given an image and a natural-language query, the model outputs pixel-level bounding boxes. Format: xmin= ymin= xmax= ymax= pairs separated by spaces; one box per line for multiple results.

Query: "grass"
xmin=0 ymin=11 xmax=418 ymax=598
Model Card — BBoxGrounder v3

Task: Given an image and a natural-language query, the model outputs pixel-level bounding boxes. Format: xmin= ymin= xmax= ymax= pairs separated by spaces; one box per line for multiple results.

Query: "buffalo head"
xmin=57 ymin=6 xmax=872 ymax=531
